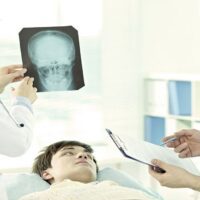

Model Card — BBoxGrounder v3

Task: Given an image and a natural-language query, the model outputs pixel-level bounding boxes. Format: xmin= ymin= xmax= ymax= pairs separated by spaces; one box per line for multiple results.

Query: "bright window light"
xmin=0 ymin=0 xmax=102 ymax=39
xmin=59 ymin=0 xmax=102 ymax=36
xmin=0 ymin=0 xmax=58 ymax=40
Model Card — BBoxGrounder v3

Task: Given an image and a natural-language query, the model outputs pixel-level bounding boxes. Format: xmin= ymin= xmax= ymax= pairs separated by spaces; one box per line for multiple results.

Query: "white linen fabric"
xmin=20 ymin=179 xmax=153 ymax=200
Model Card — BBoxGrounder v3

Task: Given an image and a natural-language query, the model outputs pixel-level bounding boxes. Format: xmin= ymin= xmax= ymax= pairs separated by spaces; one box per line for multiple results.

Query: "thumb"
xmin=151 ymin=159 xmax=166 ymax=169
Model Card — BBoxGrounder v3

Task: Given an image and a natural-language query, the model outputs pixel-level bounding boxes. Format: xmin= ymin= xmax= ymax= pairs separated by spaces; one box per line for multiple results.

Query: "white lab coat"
xmin=0 ymin=97 xmax=34 ymax=157
xmin=0 ymin=97 xmax=34 ymax=200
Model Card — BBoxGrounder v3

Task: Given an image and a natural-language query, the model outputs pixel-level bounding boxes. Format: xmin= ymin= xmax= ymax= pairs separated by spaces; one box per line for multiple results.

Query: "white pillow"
xmin=0 ymin=167 xmax=163 ymax=200
xmin=0 ymin=173 xmax=49 ymax=200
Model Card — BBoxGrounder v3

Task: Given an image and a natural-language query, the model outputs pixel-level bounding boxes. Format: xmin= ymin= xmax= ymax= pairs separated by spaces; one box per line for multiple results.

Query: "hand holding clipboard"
xmin=106 ymin=129 xmax=166 ymax=173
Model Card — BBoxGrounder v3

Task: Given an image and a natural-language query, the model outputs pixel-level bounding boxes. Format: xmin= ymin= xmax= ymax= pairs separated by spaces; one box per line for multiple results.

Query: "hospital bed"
xmin=0 ymin=167 xmax=163 ymax=200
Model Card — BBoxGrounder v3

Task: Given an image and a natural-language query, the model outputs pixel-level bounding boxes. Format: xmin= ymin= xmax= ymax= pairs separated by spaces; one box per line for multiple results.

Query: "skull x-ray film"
xmin=19 ymin=26 xmax=84 ymax=92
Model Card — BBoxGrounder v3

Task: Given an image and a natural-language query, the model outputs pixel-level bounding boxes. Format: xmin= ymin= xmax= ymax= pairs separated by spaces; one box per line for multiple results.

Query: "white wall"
xmin=141 ymin=0 xmax=200 ymax=74
xmin=101 ymin=0 xmax=144 ymax=139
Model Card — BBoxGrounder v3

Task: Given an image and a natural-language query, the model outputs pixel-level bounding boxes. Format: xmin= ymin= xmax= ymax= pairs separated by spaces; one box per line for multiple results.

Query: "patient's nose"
xmin=77 ymin=152 xmax=88 ymax=159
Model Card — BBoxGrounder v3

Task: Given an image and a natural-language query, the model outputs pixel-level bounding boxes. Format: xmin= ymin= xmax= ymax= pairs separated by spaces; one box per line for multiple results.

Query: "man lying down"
xmin=20 ymin=140 xmax=158 ymax=200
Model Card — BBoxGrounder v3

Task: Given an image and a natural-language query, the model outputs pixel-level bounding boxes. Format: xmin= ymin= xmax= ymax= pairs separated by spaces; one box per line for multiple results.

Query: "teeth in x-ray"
xmin=28 ymin=30 xmax=75 ymax=91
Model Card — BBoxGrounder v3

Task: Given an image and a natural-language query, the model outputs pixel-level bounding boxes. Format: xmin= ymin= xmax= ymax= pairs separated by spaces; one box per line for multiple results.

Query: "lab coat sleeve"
xmin=0 ymin=97 xmax=34 ymax=157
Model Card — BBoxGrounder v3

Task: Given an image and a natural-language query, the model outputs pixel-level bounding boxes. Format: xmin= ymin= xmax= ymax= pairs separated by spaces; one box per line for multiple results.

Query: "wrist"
xmin=12 ymin=96 xmax=33 ymax=113
xmin=188 ymin=174 xmax=200 ymax=191
xmin=14 ymin=96 xmax=31 ymax=104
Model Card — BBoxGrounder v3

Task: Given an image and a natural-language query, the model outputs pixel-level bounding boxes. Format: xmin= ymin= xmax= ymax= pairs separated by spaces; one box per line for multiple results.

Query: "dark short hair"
xmin=32 ymin=140 xmax=99 ymax=179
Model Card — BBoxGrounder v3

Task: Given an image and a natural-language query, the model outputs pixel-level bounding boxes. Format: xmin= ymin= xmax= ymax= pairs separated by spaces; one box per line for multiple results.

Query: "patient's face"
xmin=43 ymin=145 xmax=97 ymax=184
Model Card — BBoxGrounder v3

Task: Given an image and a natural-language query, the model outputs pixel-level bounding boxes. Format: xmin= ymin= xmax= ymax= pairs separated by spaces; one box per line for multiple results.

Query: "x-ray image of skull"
xmin=27 ymin=30 xmax=76 ymax=91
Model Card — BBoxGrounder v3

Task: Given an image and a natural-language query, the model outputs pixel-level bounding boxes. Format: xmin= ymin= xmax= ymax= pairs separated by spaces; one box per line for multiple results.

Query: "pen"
xmin=160 ymin=137 xmax=177 ymax=146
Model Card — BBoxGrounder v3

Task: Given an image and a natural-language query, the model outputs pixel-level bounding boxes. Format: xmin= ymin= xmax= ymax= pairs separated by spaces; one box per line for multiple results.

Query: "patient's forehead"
xmin=61 ymin=146 xmax=87 ymax=152
xmin=55 ymin=145 xmax=89 ymax=156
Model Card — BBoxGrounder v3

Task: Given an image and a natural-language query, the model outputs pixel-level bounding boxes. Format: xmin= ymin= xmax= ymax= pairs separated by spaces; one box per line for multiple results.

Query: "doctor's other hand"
xmin=0 ymin=64 xmax=27 ymax=93
xmin=12 ymin=77 xmax=37 ymax=103
xmin=149 ymin=159 xmax=200 ymax=190
xmin=163 ymin=129 xmax=200 ymax=158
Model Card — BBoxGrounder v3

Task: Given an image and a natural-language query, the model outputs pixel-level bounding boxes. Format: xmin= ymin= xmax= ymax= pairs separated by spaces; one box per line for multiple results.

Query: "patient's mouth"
xmin=75 ymin=160 xmax=90 ymax=165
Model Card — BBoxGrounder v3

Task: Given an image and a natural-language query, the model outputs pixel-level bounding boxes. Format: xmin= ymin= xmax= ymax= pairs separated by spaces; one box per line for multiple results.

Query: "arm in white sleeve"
xmin=0 ymin=97 xmax=34 ymax=157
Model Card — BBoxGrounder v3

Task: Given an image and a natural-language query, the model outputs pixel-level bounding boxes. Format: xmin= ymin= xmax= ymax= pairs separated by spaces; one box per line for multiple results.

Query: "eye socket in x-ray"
xmin=19 ymin=26 xmax=84 ymax=92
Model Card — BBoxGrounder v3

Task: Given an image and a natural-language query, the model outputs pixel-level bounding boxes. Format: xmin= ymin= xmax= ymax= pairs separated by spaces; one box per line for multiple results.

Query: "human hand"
xmin=149 ymin=159 xmax=196 ymax=189
xmin=163 ymin=129 xmax=200 ymax=158
xmin=0 ymin=65 xmax=27 ymax=93
xmin=12 ymin=77 xmax=37 ymax=104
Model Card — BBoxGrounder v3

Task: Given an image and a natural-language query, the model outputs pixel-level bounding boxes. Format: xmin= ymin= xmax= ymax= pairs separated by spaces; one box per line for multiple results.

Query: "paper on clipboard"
xmin=107 ymin=129 xmax=200 ymax=176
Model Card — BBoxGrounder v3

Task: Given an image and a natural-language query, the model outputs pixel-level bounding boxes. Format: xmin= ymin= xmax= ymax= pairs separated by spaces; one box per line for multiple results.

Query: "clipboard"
xmin=106 ymin=128 xmax=166 ymax=173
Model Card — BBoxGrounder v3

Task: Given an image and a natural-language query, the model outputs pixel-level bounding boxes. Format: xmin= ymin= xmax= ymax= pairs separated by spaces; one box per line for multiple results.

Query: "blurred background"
xmin=1 ymin=0 xmax=200 ymax=199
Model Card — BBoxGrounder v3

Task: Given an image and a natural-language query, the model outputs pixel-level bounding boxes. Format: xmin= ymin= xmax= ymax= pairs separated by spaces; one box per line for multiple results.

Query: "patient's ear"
xmin=41 ymin=170 xmax=53 ymax=181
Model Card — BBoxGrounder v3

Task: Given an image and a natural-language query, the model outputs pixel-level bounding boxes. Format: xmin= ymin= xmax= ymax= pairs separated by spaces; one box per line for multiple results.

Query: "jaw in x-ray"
xmin=19 ymin=26 xmax=84 ymax=92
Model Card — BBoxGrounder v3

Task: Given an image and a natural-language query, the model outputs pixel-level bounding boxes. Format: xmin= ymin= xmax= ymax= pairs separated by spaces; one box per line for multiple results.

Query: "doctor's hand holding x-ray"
xmin=0 ymin=64 xmax=37 ymax=157
xmin=149 ymin=129 xmax=200 ymax=191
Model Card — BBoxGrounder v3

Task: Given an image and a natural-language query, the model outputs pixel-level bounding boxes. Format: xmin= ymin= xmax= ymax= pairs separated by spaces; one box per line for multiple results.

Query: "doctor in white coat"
xmin=0 ymin=64 xmax=37 ymax=157
xmin=0 ymin=64 xmax=37 ymax=200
